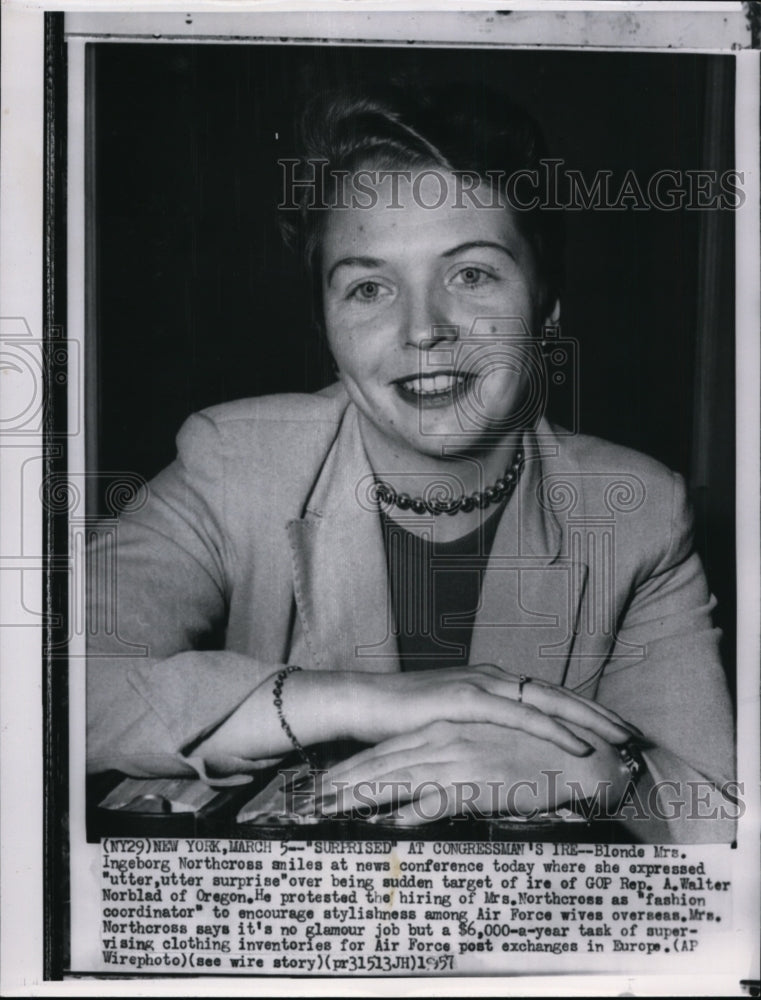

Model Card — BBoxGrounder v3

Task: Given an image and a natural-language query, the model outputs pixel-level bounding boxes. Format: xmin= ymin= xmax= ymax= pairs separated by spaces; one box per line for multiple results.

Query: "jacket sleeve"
xmin=589 ymin=472 xmax=737 ymax=842
xmin=86 ymin=411 xmax=283 ymax=785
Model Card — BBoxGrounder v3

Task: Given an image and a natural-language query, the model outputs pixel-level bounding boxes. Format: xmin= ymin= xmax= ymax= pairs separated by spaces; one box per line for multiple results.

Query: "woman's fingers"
xmin=321 ymin=727 xmax=441 ymax=783
xmin=468 ymin=666 xmax=638 ymax=743
xmin=318 ymin=762 xmax=436 ymax=815
xmin=319 ymin=747 xmax=479 ymax=817
xmin=399 ymin=683 xmax=605 ymax=755
xmin=532 ymin=681 xmax=641 ymax=732
xmin=485 ymin=696 xmax=594 ymax=755
xmin=316 ymin=722 xmax=490 ymax=812
xmin=519 ymin=683 xmax=635 ymax=744
xmin=390 ymin=791 xmax=452 ymax=826
xmin=322 ymin=738 xmax=453 ymax=789
xmin=315 ymin=725 xmax=548 ymax=820
xmin=372 ymin=667 xmax=641 ymax=752
xmin=431 ymin=682 xmax=591 ymax=754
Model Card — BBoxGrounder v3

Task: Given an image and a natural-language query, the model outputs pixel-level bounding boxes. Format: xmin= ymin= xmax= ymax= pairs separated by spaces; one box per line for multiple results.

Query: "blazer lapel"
xmin=469 ymin=422 xmax=588 ymax=686
xmin=286 ymin=406 xmax=400 ymax=675
xmin=286 ymin=408 xmax=590 ymax=686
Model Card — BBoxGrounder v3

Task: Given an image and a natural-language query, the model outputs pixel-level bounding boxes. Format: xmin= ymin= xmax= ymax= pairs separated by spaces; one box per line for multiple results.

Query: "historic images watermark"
xmin=279 ymin=160 xmax=745 ymax=213
xmin=280 ymin=770 xmax=745 ymax=824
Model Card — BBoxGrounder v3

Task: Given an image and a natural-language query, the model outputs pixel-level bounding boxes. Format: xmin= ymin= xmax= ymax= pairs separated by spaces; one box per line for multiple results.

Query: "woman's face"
xmin=321 ymin=170 xmax=556 ymax=460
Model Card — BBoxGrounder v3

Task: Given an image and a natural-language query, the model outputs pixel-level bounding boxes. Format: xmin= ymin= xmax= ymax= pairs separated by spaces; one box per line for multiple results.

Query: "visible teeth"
xmin=401 ymin=374 xmax=466 ymax=394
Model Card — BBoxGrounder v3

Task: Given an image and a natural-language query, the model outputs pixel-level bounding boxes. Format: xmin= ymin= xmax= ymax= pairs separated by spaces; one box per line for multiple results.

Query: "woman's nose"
xmin=402 ymin=288 xmax=457 ymax=349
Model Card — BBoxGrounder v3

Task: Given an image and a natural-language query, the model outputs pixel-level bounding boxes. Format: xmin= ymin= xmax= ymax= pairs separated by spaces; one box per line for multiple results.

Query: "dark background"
xmin=89 ymin=44 xmax=736 ymax=692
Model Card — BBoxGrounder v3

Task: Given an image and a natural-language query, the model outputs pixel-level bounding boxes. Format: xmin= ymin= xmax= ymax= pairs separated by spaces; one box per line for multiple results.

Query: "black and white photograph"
xmin=1 ymin=2 xmax=759 ymax=994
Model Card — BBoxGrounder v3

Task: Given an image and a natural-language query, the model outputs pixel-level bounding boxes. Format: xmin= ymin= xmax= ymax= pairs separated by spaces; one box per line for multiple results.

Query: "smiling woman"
xmin=86 ymin=81 xmax=735 ymax=842
xmin=321 ymin=172 xmax=548 ymax=480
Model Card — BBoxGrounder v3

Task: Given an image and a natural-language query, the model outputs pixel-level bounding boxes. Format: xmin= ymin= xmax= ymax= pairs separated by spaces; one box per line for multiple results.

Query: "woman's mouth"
xmin=393 ymin=371 xmax=474 ymax=408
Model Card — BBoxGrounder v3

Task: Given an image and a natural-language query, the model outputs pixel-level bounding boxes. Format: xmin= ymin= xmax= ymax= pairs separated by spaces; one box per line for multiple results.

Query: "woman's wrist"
xmin=272 ymin=667 xmax=316 ymax=768
xmin=195 ymin=668 xmax=364 ymax=761
xmin=280 ymin=669 xmax=376 ymax=746
xmin=559 ymin=740 xmax=634 ymax=813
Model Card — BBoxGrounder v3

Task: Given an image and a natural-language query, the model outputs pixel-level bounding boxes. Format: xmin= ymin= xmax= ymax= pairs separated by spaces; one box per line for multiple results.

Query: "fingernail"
xmin=578 ymin=739 xmax=595 ymax=755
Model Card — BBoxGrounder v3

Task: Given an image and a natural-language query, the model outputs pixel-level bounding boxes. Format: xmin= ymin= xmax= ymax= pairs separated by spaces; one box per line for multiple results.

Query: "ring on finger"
xmin=517 ymin=674 xmax=533 ymax=703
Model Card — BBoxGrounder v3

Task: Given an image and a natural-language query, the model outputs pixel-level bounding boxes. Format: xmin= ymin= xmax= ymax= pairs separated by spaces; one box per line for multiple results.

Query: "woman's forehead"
xmin=320 ymin=175 xmax=528 ymax=268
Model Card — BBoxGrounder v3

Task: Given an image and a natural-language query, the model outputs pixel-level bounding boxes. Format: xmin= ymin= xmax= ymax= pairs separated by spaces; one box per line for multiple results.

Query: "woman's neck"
xmin=358 ymin=415 xmax=524 ymax=541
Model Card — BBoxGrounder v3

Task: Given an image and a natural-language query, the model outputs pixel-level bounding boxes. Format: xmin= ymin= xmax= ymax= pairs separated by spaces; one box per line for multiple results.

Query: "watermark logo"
xmin=276 ymin=770 xmax=744 ymax=826
xmin=279 ymin=160 xmax=746 ymax=213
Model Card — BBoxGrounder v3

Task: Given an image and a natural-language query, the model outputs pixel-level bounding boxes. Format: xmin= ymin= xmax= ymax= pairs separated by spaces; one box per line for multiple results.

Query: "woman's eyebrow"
xmin=441 ymin=240 xmax=515 ymax=261
xmin=326 ymin=256 xmax=385 ymax=286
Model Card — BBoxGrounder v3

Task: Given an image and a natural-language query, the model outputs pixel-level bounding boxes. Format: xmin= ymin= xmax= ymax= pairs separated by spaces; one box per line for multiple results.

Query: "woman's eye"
xmin=348 ymin=280 xmax=387 ymax=303
xmin=453 ymin=266 xmax=492 ymax=288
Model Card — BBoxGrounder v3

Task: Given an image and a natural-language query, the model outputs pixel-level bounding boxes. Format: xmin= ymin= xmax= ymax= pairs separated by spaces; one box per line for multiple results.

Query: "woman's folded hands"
xmin=345 ymin=663 xmax=638 ymax=751
xmin=313 ymin=719 xmax=633 ymax=823
xmin=301 ymin=665 xmax=642 ymax=823
xmin=197 ymin=663 xmax=642 ymax=820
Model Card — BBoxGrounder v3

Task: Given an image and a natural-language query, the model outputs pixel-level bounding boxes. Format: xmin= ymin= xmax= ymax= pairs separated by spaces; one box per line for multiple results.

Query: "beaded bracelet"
xmin=273 ymin=666 xmax=316 ymax=769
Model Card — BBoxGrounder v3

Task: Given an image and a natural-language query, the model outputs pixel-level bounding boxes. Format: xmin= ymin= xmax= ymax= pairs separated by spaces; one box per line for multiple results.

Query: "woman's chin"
xmin=355 ymin=396 xmax=522 ymax=463
xmin=392 ymin=388 xmax=529 ymax=449
xmin=401 ymin=410 xmax=523 ymax=455
xmin=389 ymin=425 xmax=506 ymax=462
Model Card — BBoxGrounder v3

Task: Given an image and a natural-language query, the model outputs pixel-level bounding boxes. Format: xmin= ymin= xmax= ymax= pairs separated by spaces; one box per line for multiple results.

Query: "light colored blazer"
xmin=87 ymin=385 xmax=735 ymax=841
